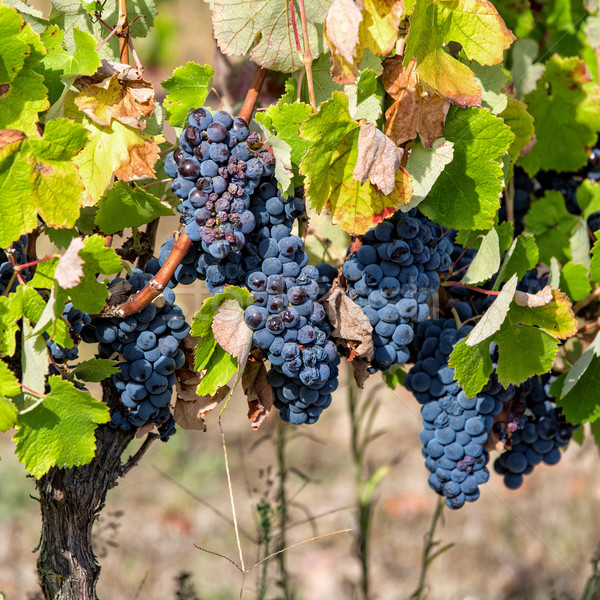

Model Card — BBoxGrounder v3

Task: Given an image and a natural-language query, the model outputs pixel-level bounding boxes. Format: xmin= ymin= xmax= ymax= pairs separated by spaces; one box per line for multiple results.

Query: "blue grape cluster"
xmin=82 ymin=270 xmax=190 ymax=439
xmin=405 ymin=312 xmax=505 ymax=509
xmin=342 ymin=209 xmax=453 ymax=371
xmin=157 ymin=178 xmax=305 ymax=292
xmin=0 ymin=235 xmax=30 ymax=295
xmin=45 ymin=302 xmax=92 ymax=364
xmin=494 ymin=376 xmax=578 ymax=490
xmin=243 ymin=237 xmax=339 ymax=425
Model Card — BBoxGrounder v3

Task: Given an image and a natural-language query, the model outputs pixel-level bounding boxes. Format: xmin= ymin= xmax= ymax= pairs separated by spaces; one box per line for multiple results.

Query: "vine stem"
xmin=117 ymin=0 xmax=129 ymax=65
xmin=238 ymin=65 xmax=267 ymax=123
xmin=289 ymin=0 xmax=316 ymax=111
xmin=441 ymin=281 xmax=501 ymax=296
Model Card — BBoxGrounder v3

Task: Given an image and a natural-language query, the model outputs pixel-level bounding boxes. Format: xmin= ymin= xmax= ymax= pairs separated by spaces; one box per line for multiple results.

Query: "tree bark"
xmin=35 ymin=383 xmax=134 ymax=600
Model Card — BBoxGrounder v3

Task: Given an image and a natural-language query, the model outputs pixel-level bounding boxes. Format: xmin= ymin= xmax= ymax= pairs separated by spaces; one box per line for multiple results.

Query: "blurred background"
xmin=1 ymin=1 xmax=600 ymax=599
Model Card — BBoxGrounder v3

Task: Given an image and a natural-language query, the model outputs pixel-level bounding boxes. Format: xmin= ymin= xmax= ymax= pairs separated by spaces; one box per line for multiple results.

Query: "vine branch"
xmin=117 ymin=0 xmax=129 ymax=65
xmin=238 ymin=65 xmax=267 ymax=123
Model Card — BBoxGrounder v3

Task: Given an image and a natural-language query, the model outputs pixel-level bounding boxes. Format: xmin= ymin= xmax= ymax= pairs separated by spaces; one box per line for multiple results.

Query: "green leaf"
xmin=299 ymin=92 xmax=412 ymax=235
xmin=0 ymin=360 xmax=20 ymax=397
xmin=20 ymin=318 xmax=48 ymax=405
xmin=591 ymin=239 xmax=600 ymax=284
xmin=196 ymin=346 xmax=238 ymax=396
xmin=448 ymin=338 xmax=494 ymax=398
xmin=403 ymin=138 xmax=454 ymax=211
xmin=71 ymin=358 xmax=119 ymax=382
xmin=212 ymin=0 xmax=331 ymax=73
xmin=493 ymin=0 xmax=534 ymax=40
xmin=3 ymin=0 xmax=48 ymax=34
xmin=403 ymin=0 xmax=514 ymax=105
xmin=95 ymin=182 xmax=173 ymax=234
xmin=569 ymin=217 xmax=590 ymax=268
xmin=48 ymin=0 xmax=156 ymax=60
xmin=460 ymin=227 xmax=500 ymax=285
xmin=465 ymin=274 xmax=518 ymax=347
xmin=56 ymin=235 xmax=122 ymax=313
xmin=0 ymin=295 xmax=20 ymax=356
xmin=0 ymin=118 xmax=88 ymax=246
xmin=161 ymin=62 xmax=214 ymax=128
xmin=29 ymin=257 xmax=58 ymax=289
xmin=254 ymin=99 xmax=312 ymax=196
xmin=471 ymin=62 xmax=508 ymax=115
xmin=0 ymin=396 xmax=18 ymax=432
xmin=0 ymin=3 xmax=32 ymax=84
xmin=345 ymin=68 xmax=383 ymax=124
xmin=455 ymin=222 xmax=514 ymax=255
xmin=510 ymin=38 xmax=544 ymax=98
xmin=500 ymin=96 xmax=535 ymax=162
xmin=524 ymin=191 xmax=578 ymax=264
xmin=494 ymin=233 xmax=539 ymax=288
xmin=519 ymin=55 xmax=600 ymax=175
xmin=418 ymin=108 xmax=514 ymax=230
xmin=577 ymin=179 xmax=600 ymax=219
xmin=383 ymin=364 xmax=407 ymax=390
xmin=303 ymin=206 xmax=350 ymax=267
xmin=559 ymin=261 xmax=591 ymax=302
xmin=13 ymin=376 xmax=110 ymax=478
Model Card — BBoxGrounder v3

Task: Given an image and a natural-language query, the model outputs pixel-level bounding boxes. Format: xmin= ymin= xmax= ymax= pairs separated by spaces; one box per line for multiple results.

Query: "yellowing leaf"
xmin=300 ymin=92 xmax=412 ymax=235
xmin=404 ymin=0 xmax=515 ymax=105
xmin=325 ymin=0 xmax=363 ymax=84
xmin=360 ymin=0 xmax=404 ymax=56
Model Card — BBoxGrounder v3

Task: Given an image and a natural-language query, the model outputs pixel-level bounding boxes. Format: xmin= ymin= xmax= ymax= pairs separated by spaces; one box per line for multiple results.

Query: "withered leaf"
xmin=174 ymin=385 xmax=231 ymax=431
xmin=242 ymin=357 xmax=274 ymax=430
xmin=0 ymin=129 xmax=25 ymax=150
xmin=353 ymin=123 xmax=403 ymax=195
xmin=383 ymin=57 xmax=450 ymax=149
xmin=352 ymin=358 xmax=372 ymax=389
xmin=211 ymin=299 xmax=253 ymax=372
xmin=325 ymin=0 xmax=363 ymax=84
xmin=74 ymin=61 xmax=155 ymax=130
xmin=113 ymin=139 xmax=160 ymax=181
xmin=54 ymin=238 xmax=85 ymax=289
xmin=323 ymin=287 xmax=373 ymax=359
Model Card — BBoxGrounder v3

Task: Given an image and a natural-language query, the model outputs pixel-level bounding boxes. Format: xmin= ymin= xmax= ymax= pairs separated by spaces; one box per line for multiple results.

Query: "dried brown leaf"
xmin=0 ymin=129 xmax=25 ymax=150
xmin=352 ymin=359 xmax=372 ymax=388
xmin=54 ymin=238 xmax=85 ymax=288
xmin=243 ymin=357 xmax=274 ymax=430
xmin=74 ymin=61 xmax=155 ymax=130
xmin=135 ymin=422 xmax=156 ymax=438
xmin=211 ymin=299 xmax=254 ymax=372
xmin=113 ymin=139 xmax=160 ymax=181
xmin=323 ymin=287 xmax=373 ymax=359
xmin=353 ymin=123 xmax=403 ymax=195
xmin=325 ymin=0 xmax=363 ymax=84
xmin=174 ymin=385 xmax=231 ymax=430
xmin=383 ymin=57 xmax=450 ymax=149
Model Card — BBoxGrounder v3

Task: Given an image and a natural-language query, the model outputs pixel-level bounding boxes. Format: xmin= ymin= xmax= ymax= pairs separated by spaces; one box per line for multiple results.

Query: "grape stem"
xmin=105 ymin=230 xmax=192 ymax=317
xmin=238 ymin=65 xmax=268 ymax=123
xmin=117 ymin=0 xmax=129 ymax=64
xmin=289 ymin=0 xmax=316 ymax=111
xmin=14 ymin=254 xmax=56 ymax=272
xmin=441 ymin=281 xmax=500 ymax=296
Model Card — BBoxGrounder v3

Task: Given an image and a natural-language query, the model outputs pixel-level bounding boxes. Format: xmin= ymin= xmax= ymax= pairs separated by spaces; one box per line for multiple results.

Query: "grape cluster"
xmin=494 ymin=376 xmax=578 ymax=489
xmin=158 ymin=177 xmax=306 ymax=292
xmin=82 ymin=270 xmax=189 ymax=439
xmin=0 ymin=235 xmax=30 ymax=295
xmin=243 ymin=237 xmax=339 ymax=425
xmin=45 ymin=302 xmax=91 ymax=364
xmin=342 ymin=209 xmax=453 ymax=371
xmin=405 ymin=313 xmax=499 ymax=509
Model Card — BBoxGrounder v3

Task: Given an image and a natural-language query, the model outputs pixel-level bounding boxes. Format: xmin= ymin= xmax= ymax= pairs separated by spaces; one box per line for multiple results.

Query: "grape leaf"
xmin=418 ymin=108 xmax=514 ymax=230
xmin=403 ymin=0 xmax=514 ymax=105
xmin=40 ymin=26 xmax=100 ymax=102
xmin=345 ymin=68 xmax=383 ymax=124
xmin=48 ymin=0 xmax=156 ymax=60
xmin=324 ymin=0 xmax=363 ymax=84
xmin=559 ymin=261 xmax=591 ymax=302
xmin=20 ymin=318 xmax=49 ymax=406
xmin=0 ymin=359 xmax=20 ymax=431
xmin=569 ymin=217 xmax=590 ymax=267
xmin=0 ymin=396 xmax=18 ymax=432
xmin=494 ymin=233 xmax=539 ymax=288
xmin=0 ymin=118 xmax=88 ymax=246
xmin=455 ymin=222 xmax=514 ymax=254
xmin=299 ymin=92 xmax=412 ymax=235
xmin=471 ymin=62 xmax=508 ymax=115
xmin=510 ymin=38 xmax=544 ymax=99
xmin=590 ymin=239 xmax=600 ymax=284
xmin=0 ymin=3 xmax=33 ymax=84
xmin=243 ymin=360 xmax=274 ymax=430
xmin=518 ymin=55 xmax=600 ymax=175
xmin=524 ymin=191 xmax=578 ymax=264
xmin=13 ymin=376 xmax=110 ymax=478
xmin=403 ymin=138 xmax=453 ymax=211
xmin=161 ymin=62 xmax=214 ymax=128
xmin=3 ymin=0 xmax=48 ymax=34
xmin=460 ymin=227 xmax=500 ymax=286
xmin=382 ymin=364 xmax=407 ymax=390
xmin=71 ymin=358 xmax=119 ymax=382
xmin=95 ymin=182 xmax=173 ymax=234
xmin=212 ymin=0 xmax=331 ymax=73
xmin=54 ymin=235 xmax=122 ymax=313
xmin=577 ymin=179 xmax=600 ymax=218
xmin=0 ymin=295 xmax=20 ymax=357
xmin=500 ymin=96 xmax=535 ymax=162
xmin=454 ymin=286 xmax=577 ymax=393
xmin=493 ymin=0 xmax=534 ymax=39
